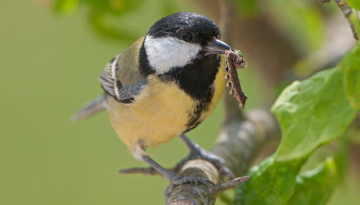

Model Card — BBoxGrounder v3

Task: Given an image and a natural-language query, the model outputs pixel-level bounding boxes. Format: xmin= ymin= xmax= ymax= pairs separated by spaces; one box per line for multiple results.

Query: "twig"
xmin=322 ymin=0 xmax=359 ymax=40
xmin=335 ymin=0 xmax=359 ymax=40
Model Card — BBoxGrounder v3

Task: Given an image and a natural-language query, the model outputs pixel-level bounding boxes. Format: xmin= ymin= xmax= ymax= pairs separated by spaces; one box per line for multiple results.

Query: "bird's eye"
xmin=181 ymin=31 xmax=193 ymax=42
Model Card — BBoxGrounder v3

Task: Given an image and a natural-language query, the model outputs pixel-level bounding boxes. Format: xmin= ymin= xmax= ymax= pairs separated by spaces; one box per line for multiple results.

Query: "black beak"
xmin=204 ymin=39 xmax=233 ymax=55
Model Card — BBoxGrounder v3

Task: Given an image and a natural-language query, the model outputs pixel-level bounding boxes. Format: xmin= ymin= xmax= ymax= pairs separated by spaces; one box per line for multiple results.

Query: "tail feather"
xmin=71 ymin=94 xmax=108 ymax=121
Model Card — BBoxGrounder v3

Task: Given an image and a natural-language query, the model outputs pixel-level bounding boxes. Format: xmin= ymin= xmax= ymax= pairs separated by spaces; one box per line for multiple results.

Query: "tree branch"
xmin=165 ymin=109 xmax=280 ymax=205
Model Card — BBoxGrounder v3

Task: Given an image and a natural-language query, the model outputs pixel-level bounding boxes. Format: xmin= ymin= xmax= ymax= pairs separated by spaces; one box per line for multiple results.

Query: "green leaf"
xmin=272 ymin=67 xmax=357 ymax=161
xmin=89 ymin=11 xmax=137 ymax=42
xmin=348 ymin=0 xmax=360 ymax=10
xmin=234 ymin=43 xmax=360 ymax=205
xmin=86 ymin=0 xmax=142 ymax=15
xmin=235 ymin=0 xmax=259 ymax=17
xmin=54 ymin=0 xmax=79 ymax=15
xmin=288 ymin=157 xmax=338 ymax=205
xmin=234 ymin=156 xmax=305 ymax=205
xmin=341 ymin=43 xmax=360 ymax=109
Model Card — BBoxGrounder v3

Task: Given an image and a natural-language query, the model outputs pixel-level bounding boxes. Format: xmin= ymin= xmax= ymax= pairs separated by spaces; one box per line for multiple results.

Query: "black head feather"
xmin=140 ymin=12 xmax=221 ymax=100
xmin=147 ymin=12 xmax=220 ymax=46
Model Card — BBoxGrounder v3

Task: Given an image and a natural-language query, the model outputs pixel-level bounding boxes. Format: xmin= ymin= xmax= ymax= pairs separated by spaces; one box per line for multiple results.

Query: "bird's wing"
xmin=71 ymin=94 xmax=109 ymax=121
xmin=99 ymin=37 xmax=147 ymax=104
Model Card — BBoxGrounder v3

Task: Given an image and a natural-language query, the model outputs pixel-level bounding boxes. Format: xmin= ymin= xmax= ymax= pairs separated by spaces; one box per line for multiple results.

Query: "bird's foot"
xmin=120 ymin=135 xmax=235 ymax=180
xmin=119 ymin=135 xmax=234 ymax=185
xmin=119 ymin=155 xmax=213 ymax=186
xmin=176 ymin=134 xmax=235 ymax=179
xmin=120 ymin=167 xmax=213 ymax=185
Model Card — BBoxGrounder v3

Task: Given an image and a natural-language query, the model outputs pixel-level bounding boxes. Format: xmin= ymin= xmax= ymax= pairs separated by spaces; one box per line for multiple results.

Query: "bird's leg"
xmin=175 ymin=134 xmax=235 ymax=179
xmin=141 ymin=155 xmax=213 ymax=185
xmin=119 ymin=135 xmax=234 ymax=183
xmin=120 ymin=154 xmax=213 ymax=186
xmin=121 ymin=135 xmax=235 ymax=179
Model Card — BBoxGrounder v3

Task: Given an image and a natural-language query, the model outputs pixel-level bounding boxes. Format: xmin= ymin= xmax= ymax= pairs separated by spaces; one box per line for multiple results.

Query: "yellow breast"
xmin=108 ymin=60 xmax=226 ymax=151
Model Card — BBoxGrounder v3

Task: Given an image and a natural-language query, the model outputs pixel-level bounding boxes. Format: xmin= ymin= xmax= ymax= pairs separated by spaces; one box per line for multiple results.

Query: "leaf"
xmin=288 ymin=157 xmax=338 ymax=205
xmin=235 ymin=0 xmax=259 ymax=17
xmin=86 ymin=0 xmax=142 ymax=15
xmin=89 ymin=11 xmax=137 ymax=42
xmin=272 ymin=68 xmax=357 ymax=161
xmin=234 ymin=156 xmax=305 ymax=205
xmin=341 ymin=43 xmax=360 ymax=109
xmin=348 ymin=0 xmax=360 ymax=10
xmin=273 ymin=43 xmax=360 ymax=161
xmin=234 ymin=43 xmax=360 ymax=205
xmin=53 ymin=0 xmax=79 ymax=15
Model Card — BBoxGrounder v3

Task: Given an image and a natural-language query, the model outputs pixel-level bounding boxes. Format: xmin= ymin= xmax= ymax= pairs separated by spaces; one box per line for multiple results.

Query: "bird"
xmin=72 ymin=11 xmax=235 ymax=185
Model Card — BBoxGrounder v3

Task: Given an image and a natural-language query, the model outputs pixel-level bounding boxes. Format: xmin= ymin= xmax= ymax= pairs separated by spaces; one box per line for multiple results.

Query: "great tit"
xmin=73 ymin=11 xmax=234 ymax=185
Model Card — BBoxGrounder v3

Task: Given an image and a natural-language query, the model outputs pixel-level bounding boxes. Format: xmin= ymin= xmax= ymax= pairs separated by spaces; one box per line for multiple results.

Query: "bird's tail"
xmin=71 ymin=94 xmax=108 ymax=121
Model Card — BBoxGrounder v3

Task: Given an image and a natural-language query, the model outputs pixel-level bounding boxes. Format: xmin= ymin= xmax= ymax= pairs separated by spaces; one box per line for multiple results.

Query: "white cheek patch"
xmin=144 ymin=35 xmax=202 ymax=74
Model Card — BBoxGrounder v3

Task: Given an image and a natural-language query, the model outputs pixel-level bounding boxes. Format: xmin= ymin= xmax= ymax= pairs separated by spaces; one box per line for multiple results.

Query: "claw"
xmin=119 ymin=155 xmax=215 ymax=186
xmin=120 ymin=165 xmax=214 ymax=186
xmin=179 ymin=134 xmax=236 ymax=179
xmin=119 ymin=135 xmax=235 ymax=187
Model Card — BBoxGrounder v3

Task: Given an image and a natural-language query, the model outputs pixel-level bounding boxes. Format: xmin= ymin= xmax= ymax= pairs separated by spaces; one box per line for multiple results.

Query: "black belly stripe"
xmin=157 ymin=55 xmax=220 ymax=132
xmin=184 ymin=84 xmax=214 ymax=132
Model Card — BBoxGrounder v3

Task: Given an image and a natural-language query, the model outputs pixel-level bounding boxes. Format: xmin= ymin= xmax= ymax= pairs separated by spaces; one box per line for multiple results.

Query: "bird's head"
xmin=141 ymin=12 xmax=231 ymax=75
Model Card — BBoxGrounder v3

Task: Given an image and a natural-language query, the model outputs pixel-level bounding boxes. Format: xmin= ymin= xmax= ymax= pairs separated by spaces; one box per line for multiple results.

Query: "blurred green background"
xmin=0 ymin=0 xmax=359 ymax=204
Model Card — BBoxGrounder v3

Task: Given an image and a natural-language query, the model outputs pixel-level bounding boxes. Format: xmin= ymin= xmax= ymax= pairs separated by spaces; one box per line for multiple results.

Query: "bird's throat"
xmin=158 ymin=55 xmax=220 ymax=101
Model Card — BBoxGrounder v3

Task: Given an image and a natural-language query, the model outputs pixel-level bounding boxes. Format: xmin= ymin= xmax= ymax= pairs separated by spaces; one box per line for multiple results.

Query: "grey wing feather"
xmin=118 ymin=79 xmax=147 ymax=103
xmin=71 ymin=94 xmax=108 ymax=121
xmin=99 ymin=65 xmax=117 ymax=97
xmin=99 ymin=55 xmax=147 ymax=104
xmin=72 ymin=37 xmax=146 ymax=121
